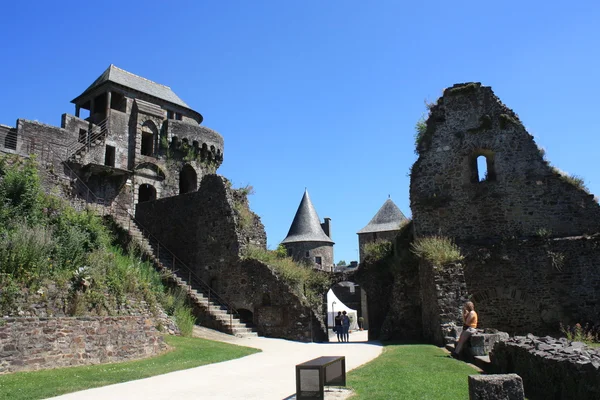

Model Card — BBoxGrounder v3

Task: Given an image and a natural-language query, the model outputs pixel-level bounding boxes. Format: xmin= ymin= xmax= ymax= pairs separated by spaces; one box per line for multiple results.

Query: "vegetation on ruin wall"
xmin=231 ymin=184 xmax=256 ymax=230
xmin=561 ymin=323 xmax=600 ymax=347
xmin=0 ymin=155 xmax=194 ymax=335
xmin=0 ymin=335 xmax=260 ymax=400
xmin=411 ymin=235 xmax=464 ymax=267
xmin=363 ymin=240 xmax=394 ymax=263
xmin=359 ymin=221 xmax=416 ymax=281
xmin=242 ymin=245 xmax=331 ymax=309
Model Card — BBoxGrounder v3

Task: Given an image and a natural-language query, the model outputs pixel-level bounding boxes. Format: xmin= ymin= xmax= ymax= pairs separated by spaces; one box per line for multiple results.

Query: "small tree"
xmin=336 ymin=260 xmax=347 ymax=266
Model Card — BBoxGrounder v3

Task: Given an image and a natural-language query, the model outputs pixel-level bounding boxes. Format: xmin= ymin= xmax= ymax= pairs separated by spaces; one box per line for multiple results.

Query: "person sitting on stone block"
xmin=453 ymin=301 xmax=478 ymax=357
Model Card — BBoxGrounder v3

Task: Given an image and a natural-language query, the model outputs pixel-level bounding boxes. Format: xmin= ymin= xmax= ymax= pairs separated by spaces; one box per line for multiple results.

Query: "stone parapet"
xmin=0 ymin=316 xmax=166 ymax=374
xmin=490 ymin=333 xmax=600 ymax=399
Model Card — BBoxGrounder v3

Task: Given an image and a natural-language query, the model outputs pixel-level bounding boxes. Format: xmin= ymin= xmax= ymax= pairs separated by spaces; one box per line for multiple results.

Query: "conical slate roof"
xmin=357 ymin=198 xmax=407 ymax=234
xmin=281 ymin=190 xmax=334 ymax=244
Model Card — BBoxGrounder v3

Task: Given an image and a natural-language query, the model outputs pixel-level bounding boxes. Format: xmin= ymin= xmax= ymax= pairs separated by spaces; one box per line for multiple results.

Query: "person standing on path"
xmin=341 ymin=311 xmax=351 ymax=343
xmin=334 ymin=311 xmax=343 ymax=342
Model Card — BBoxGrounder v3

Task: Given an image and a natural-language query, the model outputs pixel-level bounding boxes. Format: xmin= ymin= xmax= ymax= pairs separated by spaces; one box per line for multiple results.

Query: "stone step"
xmin=234 ymin=331 xmax=258 ymax=338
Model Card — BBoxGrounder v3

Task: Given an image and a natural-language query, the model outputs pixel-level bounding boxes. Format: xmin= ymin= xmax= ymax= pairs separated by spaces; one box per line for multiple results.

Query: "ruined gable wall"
xmin=410 ymin=83 xmax=600 ymax=241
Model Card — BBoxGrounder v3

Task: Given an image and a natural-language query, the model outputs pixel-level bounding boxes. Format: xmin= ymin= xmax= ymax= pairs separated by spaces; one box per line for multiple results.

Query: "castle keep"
xmin=1 ymin=64 xmax=223 ymax=214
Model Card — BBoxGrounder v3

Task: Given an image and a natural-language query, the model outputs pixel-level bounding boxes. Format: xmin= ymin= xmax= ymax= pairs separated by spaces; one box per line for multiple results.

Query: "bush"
xmin=411 ymin=235 xmax=464 ymax=266
xmin=174 ymin=306 xmax=196 ymax=337
xmin=0 ymin=224 xmax=54 ymax=282
xmin=363 ymin=240 xmax=393 ymax=263
xmin=0 ymin=156 xmax=44 ymax=225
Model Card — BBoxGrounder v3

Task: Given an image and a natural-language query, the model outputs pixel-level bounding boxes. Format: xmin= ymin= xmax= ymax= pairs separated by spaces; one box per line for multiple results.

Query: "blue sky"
xmin=1 ymin=1 xmax=599 ymax=263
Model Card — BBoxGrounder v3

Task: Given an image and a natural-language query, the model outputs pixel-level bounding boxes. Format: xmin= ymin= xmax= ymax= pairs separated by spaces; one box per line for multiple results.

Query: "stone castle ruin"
xmin=385 ymin=82 xmax=600 ymax=343
xmin=0 ymin=65 xmax=328 ymax=344
xmin=1 ymin=67 xmax=598 ymax=350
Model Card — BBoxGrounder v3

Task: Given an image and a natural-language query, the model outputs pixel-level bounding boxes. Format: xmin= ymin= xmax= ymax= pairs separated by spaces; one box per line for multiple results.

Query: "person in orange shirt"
xmin=453 ymin=301 xmax=478 ymax=356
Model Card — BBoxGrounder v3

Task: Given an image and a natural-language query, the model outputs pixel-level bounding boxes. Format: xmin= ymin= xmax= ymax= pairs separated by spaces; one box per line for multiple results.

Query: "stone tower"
xmin=281 ymin=190 xmax=334 ymax=269
xmin=357 ymin=198 xmax=407 ymax=262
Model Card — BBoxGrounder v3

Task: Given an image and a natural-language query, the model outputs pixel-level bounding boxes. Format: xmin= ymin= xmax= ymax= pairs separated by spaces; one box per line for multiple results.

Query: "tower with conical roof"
xmin=281 ymin=190 xmax=334 ymax=270
xmin=357 ymin=198 xmax=407 ymax=262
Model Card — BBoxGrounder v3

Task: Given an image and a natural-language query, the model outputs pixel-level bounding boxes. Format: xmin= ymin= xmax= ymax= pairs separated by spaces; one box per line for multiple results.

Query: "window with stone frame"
xmin=141 ymin=121 xmax=158 ymax=157
xmin=315 ymin=256 xmax=322 ymax=265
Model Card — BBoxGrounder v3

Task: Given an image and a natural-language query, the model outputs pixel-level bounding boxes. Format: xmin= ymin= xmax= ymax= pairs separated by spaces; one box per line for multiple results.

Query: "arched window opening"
xmin=141 ymin=121 xmax=158 ymax=156
xmin=477 ymin=156 xmax=487 ymax=182
xmin=470 ymin=151 xmax=496 ymax=183
xmin=179 ymin=164 xmax=198 ymax=194
xmin=138 ymin=184 xmax=156 ymax=203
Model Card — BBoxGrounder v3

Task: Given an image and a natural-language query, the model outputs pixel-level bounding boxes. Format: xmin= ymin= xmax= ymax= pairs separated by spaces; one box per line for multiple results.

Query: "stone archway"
xmin=325 ymin=275 xmax=370 ymax=342
xmin=179 ymin=164 xmax=198 ymax=194
xmin=138 ymin=184 xmax=156 ymax=203
xmin=237 ymin=308 xmax=254 ymax=325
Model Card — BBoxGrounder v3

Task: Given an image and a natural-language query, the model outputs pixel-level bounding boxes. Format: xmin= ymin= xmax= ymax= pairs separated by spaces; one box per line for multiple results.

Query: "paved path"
xmin=48 ymin=329 xmax=382 ymax=400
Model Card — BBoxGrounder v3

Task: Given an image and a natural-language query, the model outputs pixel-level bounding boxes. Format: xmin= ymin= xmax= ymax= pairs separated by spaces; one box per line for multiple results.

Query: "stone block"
xmin=468 ymin=374 xmax=524 ymax=400
xmin=469 ymin=331 xmax=509 ymax=356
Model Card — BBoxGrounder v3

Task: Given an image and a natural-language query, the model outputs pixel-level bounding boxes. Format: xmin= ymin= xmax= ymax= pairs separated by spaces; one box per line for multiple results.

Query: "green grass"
xmin=347 ymin=343 xmax=478 ymax=399
xmin=0 ymin=335 xmax=260 ymax=400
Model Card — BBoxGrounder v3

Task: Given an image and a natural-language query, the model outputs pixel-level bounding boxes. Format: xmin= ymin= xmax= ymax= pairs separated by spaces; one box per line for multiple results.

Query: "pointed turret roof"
xmin=71 ymin=65 xmax=195 ymax=111
xmin=357 ymin=198 xmax=407 ymax=234
xmin=281 ymin=190 xmax=334 ymax=244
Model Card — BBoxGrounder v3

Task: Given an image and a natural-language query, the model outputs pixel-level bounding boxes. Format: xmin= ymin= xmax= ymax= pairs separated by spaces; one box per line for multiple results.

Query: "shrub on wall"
xmin=411 ymin=235 xmax=464 ymax=266
xmin=242 ymin=245 xmax=330 ymax=309
xmin=363 ymin=240 xmax=393 ymax=263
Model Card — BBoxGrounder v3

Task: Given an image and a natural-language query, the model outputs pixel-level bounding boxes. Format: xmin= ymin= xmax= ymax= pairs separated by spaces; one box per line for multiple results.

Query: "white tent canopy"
xmin=327 ymin=288 xmax=359 ymax=331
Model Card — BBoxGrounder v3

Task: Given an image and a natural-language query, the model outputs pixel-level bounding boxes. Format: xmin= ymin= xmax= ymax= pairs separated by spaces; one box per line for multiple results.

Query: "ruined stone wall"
xmin=410 ymin=83 xmax=600 ymax=241
xmin=0 ymin=316 xmax=165 ymax=374
xmin=419 ymin=260 xmax=469 ymax=345
xmin=462 ymin=236 xmax=600 ymax=336
xmin=225 ymin=259 xmax=327 ymax=342
xmin=135 ymin=174 xmax=266 ymax=285
xmin=491 ymin=334 xmax=600 ymax=400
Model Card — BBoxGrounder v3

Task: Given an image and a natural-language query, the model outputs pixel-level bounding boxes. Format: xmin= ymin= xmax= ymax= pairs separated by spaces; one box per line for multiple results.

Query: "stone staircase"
xmin=111 ymin=213 xmax=258 ymax=338
xmin=67 ymin=118 xmax=108 ymax=163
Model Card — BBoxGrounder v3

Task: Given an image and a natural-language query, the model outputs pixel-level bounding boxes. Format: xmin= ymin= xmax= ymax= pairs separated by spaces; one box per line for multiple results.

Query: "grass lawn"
xmin=0 ymin=335 xmax=260 ymax=400
xmin=347 ymin=343 xmax=479 ymax=400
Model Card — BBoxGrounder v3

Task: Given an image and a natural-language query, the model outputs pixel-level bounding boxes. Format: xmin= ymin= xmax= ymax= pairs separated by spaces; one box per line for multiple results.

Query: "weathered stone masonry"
xmin=409 ymin=82 xmax=600 ymax=337
xmin=0 ymin=317 xmax=165 ymax=374
xmin=135 ymin=175 xmax=327 ymax=341
xmin=491 ymin=334 xmax=600 ymax=400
